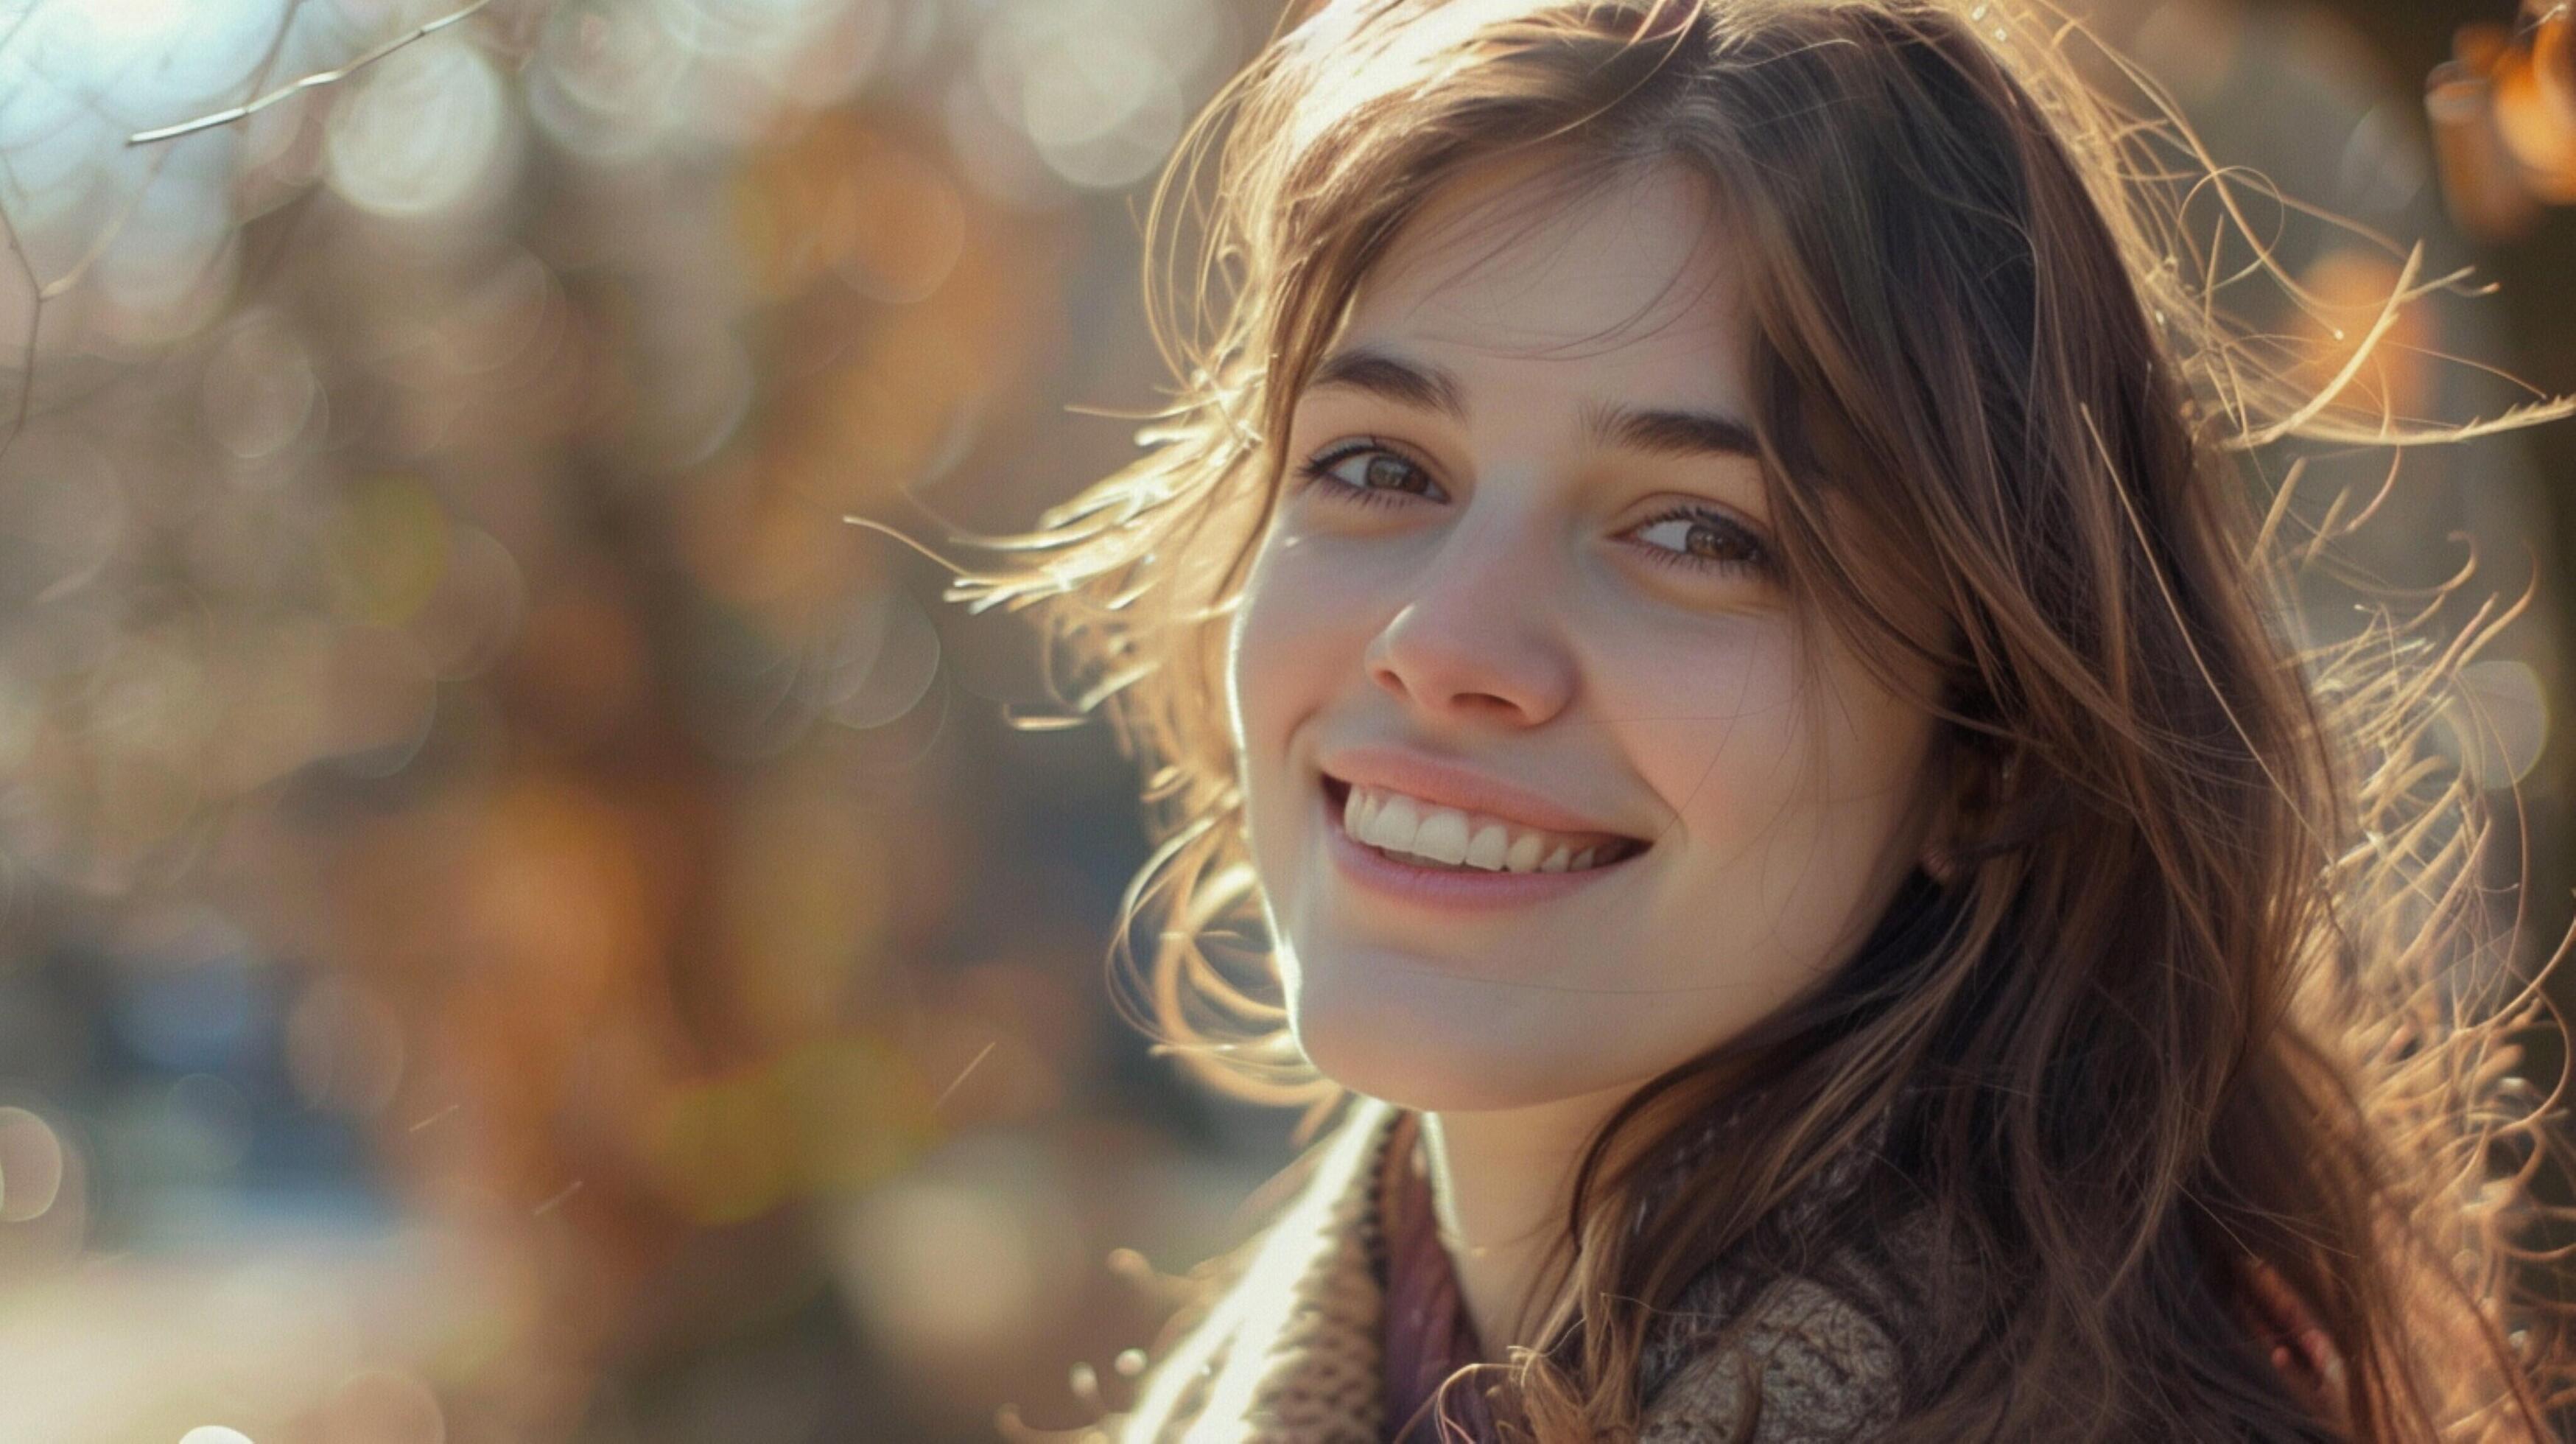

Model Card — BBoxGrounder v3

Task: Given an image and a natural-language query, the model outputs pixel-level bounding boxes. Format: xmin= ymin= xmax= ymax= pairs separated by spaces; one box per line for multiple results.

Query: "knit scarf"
xmin=1374 ymin=1087 xmax=1909 ymax=1443
xmin=1372 ymin=1093 xmax=2345 ymax=1443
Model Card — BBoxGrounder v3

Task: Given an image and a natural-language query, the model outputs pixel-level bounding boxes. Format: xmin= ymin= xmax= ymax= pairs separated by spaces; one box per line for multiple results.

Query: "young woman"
xmin=940 ymin=0 xmax=2576 ymax=1437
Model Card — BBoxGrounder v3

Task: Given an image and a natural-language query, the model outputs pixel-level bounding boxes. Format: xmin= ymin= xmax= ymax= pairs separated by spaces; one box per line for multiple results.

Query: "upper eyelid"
xmin=1299 ymin=435 xmax=1768 ymax=536
xmin=1309 ymin=433 xmax=1436 ymax=469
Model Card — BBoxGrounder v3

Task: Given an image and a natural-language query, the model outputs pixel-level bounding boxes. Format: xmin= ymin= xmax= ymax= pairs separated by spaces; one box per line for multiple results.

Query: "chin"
xmin=1283 ymin=950 xmax=1621 ymax=1114
xmin=1295 ymin=1026 xmax=1536 ymax=1113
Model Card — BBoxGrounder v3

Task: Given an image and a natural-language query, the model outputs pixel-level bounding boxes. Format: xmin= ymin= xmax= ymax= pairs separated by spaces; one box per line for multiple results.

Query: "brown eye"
xmin=1628 ymin=505 xmax=1772 ymax=577
xmin=1294 ymin=441 xmax=1447 ymax=507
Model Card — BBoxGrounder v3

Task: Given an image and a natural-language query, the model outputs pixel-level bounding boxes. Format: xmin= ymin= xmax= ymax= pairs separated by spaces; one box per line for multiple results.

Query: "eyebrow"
xmin=1305 ymin=345 xmax=1761 ymax=461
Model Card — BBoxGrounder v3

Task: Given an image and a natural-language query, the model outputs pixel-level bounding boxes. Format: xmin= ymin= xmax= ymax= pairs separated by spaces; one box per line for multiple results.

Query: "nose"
xmin=1364 ymin=518 xmax=1577 ymax=727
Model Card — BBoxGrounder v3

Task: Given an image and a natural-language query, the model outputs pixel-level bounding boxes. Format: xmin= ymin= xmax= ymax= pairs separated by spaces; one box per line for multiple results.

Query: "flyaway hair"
xmin=890 ymin=1 xmax=2576 ymax=1437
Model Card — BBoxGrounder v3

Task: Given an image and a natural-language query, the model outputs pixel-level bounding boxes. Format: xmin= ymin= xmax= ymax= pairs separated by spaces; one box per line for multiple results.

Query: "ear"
xmin=1915 ymin=737 xmax=1969 ymax=886
xmin=1918 ymin=736 xmax=2015 ymax=886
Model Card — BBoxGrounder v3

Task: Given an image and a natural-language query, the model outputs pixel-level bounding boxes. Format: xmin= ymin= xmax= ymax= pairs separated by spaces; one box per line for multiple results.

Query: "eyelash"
xmin=1290 ymin=438 xmax=1774 ymax=578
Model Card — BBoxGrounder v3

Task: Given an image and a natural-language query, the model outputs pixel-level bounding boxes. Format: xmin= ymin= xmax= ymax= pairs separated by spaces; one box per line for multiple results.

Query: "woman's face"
xmin=1225 ymin=155 xmax=1948 ymax=1113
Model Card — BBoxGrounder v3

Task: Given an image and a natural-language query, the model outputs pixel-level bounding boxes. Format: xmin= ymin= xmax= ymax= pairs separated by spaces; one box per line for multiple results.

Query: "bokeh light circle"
xmin=2439 ymin=658 xmax=2552 ymax=790
xmin=0 ymin=1105 xmax=67 ymax=1222
xmin=824 ymin=586 xmax=941 ymax=731
xmin=1017 ymin=28 xmax=1185 ymax=189
xmin=324 ymin=38 xmax=518 ymax=220
xmin=200 ymin=312 xmax=320 ymax=462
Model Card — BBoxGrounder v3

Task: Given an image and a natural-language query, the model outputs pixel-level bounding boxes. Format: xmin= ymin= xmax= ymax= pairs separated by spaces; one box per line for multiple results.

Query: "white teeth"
xmin=1366 ymin=795 xmax=1422 ymax=854
xmin=1412 ymin=810 xmax=1471 ymax=865
xmin=1337 ymin=781 xmax=1635 ymax=875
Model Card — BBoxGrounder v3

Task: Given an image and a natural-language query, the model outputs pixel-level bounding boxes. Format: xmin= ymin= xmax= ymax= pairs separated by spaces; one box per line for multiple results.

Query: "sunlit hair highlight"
xmin=918 ymin=0 xmax=2576 ymax=1437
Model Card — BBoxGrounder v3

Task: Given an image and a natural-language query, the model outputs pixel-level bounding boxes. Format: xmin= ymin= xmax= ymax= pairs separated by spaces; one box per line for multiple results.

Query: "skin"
xmin=1223 ymin=152 xmax=1954 ymax=1353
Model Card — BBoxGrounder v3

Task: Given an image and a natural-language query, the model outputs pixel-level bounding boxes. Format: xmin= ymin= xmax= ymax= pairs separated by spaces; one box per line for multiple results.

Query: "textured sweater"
xmin=1107 ymin=1095 xmax=1919 ymax=1443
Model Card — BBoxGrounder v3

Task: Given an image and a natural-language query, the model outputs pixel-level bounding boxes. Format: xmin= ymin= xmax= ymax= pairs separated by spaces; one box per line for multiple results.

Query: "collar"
xmin=1112 ymin=1095 xmax=1915 ymax=1443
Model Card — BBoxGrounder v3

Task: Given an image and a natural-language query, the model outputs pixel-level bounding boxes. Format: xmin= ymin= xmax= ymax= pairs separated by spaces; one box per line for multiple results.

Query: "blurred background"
xmin=0 ymin=1 xmax=2567 ymax=1440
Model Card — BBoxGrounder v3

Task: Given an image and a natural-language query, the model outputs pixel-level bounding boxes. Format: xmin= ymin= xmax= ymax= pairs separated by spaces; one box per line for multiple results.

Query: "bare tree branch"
xmin=0 ymin=4 xmax=38 ymax=66
xmin=46 ymin=0 xmax=311 ymax=300
xmin=126 ymin=0 xmax=494 ymax=147
xmin=0 ymin=0 xmax=315 ymax=464
xmin=0 ymin=189 xmax=35 ymax=463
xmin=0 ymin=2 xmax=45 ymax=460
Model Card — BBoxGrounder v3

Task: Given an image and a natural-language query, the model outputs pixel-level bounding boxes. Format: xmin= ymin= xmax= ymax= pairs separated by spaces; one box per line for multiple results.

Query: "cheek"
xmin=1620 ymin=628 xmax=1929 ymax=953
xmin=1608 ymin=621 xmax=1803 ymax=833
xmin=1226 ymin=536 xmax=1365 ymax=751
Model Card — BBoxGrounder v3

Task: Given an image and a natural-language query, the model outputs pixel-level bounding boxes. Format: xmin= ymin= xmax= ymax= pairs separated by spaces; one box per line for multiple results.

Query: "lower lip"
xmin=1318 ymin=783 xmax=1643 ymax=911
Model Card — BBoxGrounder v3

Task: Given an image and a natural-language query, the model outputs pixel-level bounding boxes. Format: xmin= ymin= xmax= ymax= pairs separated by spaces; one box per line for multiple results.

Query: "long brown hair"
xmin=920 ymin=0 xmax=2576 ymax=1436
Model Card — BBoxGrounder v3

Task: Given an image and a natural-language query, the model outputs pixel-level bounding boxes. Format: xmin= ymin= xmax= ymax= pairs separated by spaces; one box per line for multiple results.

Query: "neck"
xmin=1416 ymin=1079 xmax=1644 ymax=1356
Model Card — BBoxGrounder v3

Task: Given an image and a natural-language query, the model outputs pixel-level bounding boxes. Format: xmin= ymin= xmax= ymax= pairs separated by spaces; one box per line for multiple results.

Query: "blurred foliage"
xmin=0 ymin=1 xmax=1271 ymax=1440
xmin=2426 ymin=1 xmax=2576 ymax=241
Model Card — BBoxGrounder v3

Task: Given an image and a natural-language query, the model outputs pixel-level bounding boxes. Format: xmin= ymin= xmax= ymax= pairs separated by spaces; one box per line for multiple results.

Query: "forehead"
xmin=1330 ymin=153 xmax=1752 ymax=407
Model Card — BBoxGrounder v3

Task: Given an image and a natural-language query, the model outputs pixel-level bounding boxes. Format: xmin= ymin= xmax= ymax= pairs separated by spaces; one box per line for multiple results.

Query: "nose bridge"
xmin=1366 ymin=491 xmax=1576 ymax=723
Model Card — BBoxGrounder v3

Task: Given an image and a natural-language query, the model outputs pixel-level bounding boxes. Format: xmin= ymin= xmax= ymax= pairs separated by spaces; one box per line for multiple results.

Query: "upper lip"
xmin=1319 ymin=746 xmax=1646 ymax=844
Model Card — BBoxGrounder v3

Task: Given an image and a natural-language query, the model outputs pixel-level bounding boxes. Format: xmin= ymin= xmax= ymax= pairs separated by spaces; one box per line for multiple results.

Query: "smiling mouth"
xmin=1319 ymin=775 xmax=1651 ymax=874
